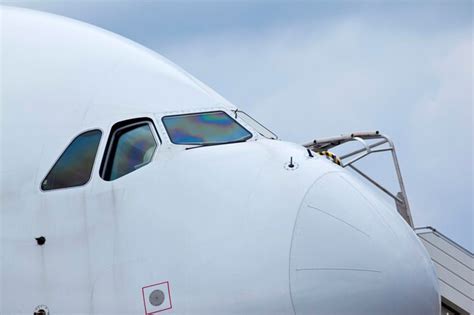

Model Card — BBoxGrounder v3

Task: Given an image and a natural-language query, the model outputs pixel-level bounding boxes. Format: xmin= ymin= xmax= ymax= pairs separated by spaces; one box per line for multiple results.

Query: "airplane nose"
xmin=289 ymin=171 xmax=440 ymax=315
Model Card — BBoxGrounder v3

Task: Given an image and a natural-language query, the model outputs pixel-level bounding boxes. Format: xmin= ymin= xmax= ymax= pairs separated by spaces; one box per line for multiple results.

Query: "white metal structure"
xmin=1 ymin=6 xmax=441 ymax=315
xmin=417 ymin=227 xmax=474 ymax=315
xmin=304 ymin=131 xmax=414 ymax=226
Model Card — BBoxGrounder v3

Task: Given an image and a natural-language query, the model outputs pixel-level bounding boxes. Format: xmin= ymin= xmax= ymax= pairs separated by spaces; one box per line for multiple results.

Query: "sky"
xmin=2 ymin=0 xmax=473 ymax=251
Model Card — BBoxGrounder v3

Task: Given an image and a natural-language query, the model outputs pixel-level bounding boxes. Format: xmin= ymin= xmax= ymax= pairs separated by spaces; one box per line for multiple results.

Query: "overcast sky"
xmin=3 ymin=0 xmax=472 ymax=251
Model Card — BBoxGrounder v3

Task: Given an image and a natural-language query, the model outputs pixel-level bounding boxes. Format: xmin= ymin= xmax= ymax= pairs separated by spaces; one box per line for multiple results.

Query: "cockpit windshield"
xmin=162 ymin=111 xmax=252 ymax=145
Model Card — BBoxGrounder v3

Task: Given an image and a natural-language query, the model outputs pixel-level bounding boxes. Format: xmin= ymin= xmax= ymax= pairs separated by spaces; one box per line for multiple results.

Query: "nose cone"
xmin=290 ymin=172 xmax=440 ymax=315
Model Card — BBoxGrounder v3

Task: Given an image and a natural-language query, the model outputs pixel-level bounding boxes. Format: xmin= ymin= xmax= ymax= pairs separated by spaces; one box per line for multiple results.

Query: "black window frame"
xmin=161 ymin=110 xmax=253 ymax=145
xmin=41 ymin=129 xmax=102 ymax=191
xmin=100 ymin=118 xmax=159 ymax=181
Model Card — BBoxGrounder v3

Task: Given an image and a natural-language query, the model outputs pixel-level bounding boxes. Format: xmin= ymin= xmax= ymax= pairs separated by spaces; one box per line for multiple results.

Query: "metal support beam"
xmin=303 ymin=131 xmax=414 ymax=227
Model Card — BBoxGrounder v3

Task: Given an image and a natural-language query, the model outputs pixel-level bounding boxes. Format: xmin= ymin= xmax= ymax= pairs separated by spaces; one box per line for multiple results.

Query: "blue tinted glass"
xmin=109 ymin=124 xmax=156 ymax=180
xmin=162 ymin=111 xmax=252 ymax=145
xmin=42 ymin=130 xmax=101 ymax=190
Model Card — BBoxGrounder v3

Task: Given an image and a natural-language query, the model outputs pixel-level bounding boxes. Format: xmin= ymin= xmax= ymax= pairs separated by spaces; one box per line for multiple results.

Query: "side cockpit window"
xmin=162 ymin=111 xmax=252 ymax=145
xmin=101 ymin=120 xmax=157 ymax=181
xmin=41 ymin=130 xmax=102 ymax=191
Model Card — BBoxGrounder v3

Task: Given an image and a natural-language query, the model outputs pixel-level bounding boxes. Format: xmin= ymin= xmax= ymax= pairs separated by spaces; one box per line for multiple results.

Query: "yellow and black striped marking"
xmin=317 ymin=151 xmax=342 ymax=166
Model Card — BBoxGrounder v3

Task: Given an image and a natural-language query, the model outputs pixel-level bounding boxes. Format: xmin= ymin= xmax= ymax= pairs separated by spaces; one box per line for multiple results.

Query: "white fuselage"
xmin=1 ymin=6 xmax=440 ymax=315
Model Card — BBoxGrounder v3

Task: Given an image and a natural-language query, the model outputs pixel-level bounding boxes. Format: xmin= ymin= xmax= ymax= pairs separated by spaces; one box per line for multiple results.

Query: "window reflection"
xmin=107 ymin=123 xmax=157 ymax=180
xmin=42 ymin=130 xmax=101 ymax=191
xmin=162 ymin=111 xmax=252 ymax=145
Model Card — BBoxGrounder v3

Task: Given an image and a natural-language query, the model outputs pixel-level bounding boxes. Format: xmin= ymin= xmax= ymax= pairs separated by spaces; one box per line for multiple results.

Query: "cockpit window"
xmin=41 ymin=129 xmax=102 ymax=191
xmin=162 ymin=111 xmax=252 ymax=145
xmin=101 ymin=121 xmax=157 ymax=181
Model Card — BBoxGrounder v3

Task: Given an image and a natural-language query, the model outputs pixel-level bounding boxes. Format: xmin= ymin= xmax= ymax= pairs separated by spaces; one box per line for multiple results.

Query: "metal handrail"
xmin=303 ymin=131 xmax=414 ymax=227
xmin=415 ymin=226 xmax=474 ymax=257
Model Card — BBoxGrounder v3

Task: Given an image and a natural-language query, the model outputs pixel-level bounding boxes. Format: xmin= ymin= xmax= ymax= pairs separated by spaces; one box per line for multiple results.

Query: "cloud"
xmin=160 ymin=17 xmax=472 ymax=250
xmin=406 ymin=38 xmax=472 ymax=244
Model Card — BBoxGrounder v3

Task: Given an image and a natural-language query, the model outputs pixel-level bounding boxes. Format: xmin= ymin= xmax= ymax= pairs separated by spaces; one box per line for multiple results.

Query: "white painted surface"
xmin=1 ymin=6 xmax=440 ymax=315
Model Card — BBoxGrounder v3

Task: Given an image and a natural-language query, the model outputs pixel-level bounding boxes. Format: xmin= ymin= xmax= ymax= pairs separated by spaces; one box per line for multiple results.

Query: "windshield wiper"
xmin=185 ymin=139 xmax=249 ymax=150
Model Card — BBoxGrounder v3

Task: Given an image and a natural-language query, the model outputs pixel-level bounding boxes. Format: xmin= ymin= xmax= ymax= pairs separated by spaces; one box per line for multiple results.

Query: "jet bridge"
xmin=303 ymin=131 xmax=414 ymax=227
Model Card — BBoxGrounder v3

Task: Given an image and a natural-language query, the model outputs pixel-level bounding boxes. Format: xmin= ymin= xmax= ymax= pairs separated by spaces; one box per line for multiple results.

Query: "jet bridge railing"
xmin=303 ymin=131 xmax=414 ymax=227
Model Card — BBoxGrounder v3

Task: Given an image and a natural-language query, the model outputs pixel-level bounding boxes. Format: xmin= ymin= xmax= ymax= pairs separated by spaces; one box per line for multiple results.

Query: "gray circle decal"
xmin=149 ymin=289 xmax=165 ymax=306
